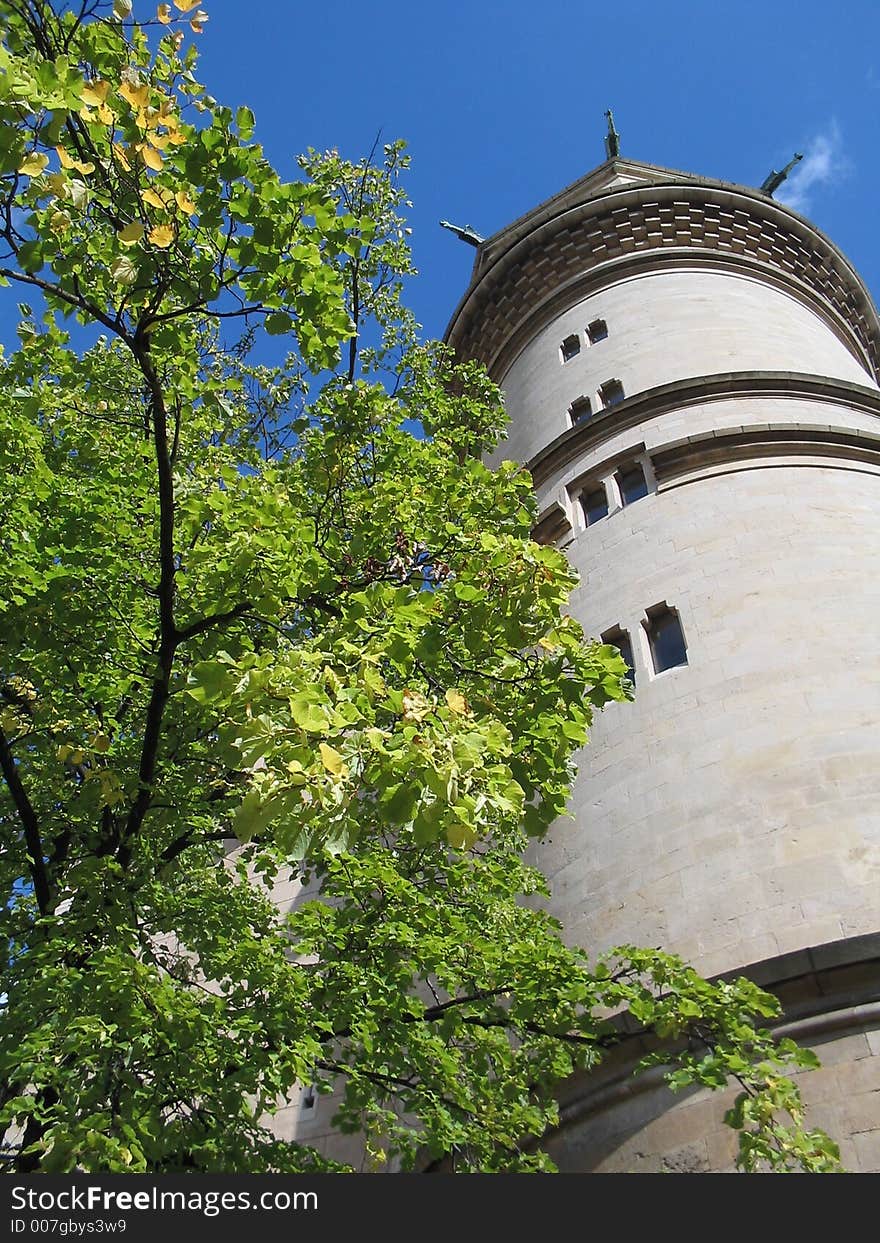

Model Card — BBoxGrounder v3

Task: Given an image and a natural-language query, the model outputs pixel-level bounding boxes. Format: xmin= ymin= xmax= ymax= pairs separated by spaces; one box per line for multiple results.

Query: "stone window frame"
xmin=640 ymin=601 xmax=689 ymax=678
xmin=569 ymin=447 xmax=655 ymax=533
xmin=598 ymin=378 xmax=626 ymax=409
xmin=568 ymin=395 xmax=593 ymax=428
xmin=614 ymin=459 xmax=650 ymax=507
xmin=580 ymin=482 xmax=610 ymax=526
xmin=601 ymin=623 xmax=636 ymax=686
xmin=560 ymin=332 xmax=581 ymax=363
xmin=605 ymin=452 xmax=656 ymax=512
xmin=587 ymin=318 xmax=608 ymax=345
xmin=300 ymin=1082 xmax=318 ymax=1118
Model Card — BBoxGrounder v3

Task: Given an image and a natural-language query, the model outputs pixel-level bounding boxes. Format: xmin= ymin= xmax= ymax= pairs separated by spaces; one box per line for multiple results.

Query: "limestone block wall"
xmin=445 ymin=159 xmax=880 ymax=1170
xmin=489 ymin=269 xmax=877 ymax=469
xmin=527 ymin=457 xmax=880 ymax=978
xmin=541 ymin=940 xmax=880 ymax=1172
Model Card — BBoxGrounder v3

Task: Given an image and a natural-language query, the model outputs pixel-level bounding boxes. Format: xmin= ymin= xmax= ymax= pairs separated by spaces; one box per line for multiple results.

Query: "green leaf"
xmin=264 ymin=311 xmax=293 ymax=336
xmin=289 ymin=691 xmax=329 ymax=733
xmin=236 ymin=106 xmax=255 ymax=140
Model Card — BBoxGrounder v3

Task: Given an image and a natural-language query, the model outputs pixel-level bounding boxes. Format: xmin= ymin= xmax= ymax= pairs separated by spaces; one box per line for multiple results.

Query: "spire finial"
xmin=604 ymin=109 xmax=620 ymax=160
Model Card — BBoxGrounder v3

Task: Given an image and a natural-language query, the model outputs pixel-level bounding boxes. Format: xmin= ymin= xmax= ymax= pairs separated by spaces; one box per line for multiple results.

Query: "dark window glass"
xmin=617 ymin=463 xmax=649 ymax=505
xmin=646 ymin=607 xmax=687 ymax=673
xmin=599 ymin=379 xmax=625 ymax=408
xmin=561 ymin=334 xmax=580 ymax=362
xmin=582 ymin=486 xmax=608 ymax=526
xmin=569 ymin=396 xmax=592 ymax=426
xmin=587 ymin=318 xmax=608 ymax=344
xmin=601 ymin=626 xmax=635 ymax=683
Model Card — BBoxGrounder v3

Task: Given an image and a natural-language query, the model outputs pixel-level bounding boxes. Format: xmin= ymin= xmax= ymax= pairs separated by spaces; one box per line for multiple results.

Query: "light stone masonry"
xmin=443 ymin=156 xmax=880 ymax=1171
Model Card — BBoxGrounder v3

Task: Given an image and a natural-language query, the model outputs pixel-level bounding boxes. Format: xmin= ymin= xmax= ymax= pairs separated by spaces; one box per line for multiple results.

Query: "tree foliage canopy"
xmin=0 ymin=0 xmax=840 ymax=1173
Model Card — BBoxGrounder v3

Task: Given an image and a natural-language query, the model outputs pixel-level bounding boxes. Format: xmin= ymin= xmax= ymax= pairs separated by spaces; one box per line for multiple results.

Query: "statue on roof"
xmin=760 ymin=152 xmax=804 ymax=196
xmin=439 ymin=220 xmax=485 ymax=247
xmin=604 ymin=109 xmax=621 ymax=160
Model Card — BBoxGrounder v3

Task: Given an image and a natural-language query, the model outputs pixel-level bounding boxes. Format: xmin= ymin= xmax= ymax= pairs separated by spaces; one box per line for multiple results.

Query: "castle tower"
xmin=444 ymin=156 xmax=880 ymax=1171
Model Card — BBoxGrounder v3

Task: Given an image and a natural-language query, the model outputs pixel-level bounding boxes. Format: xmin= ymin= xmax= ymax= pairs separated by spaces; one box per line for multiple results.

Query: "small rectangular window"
xmin=587 ymin=319 xmax=608 ymax=344
xmin=560 ymin=334 xmax=580 ymax=363
xmin=582 ymin=486 xmax=608 ymax=526
xmin=301 ymin=1084 xmax=317 ymax=1116
xmin=599 ymin=379 xmax=625 ymax=408
xmin=569 ymin=396 xmax=592 ymax=427
xmin=645 ymin=605 xmax=687 ymax=673
xmin=601 ymin=625 xmax=635 ymax=683
xmin=616 ymin=462 xmax=649 ymax=505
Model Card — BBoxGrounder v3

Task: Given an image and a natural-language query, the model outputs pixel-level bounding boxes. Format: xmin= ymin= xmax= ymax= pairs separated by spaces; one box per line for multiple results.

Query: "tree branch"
xmin=120 ymin=337 xmax=179 ymax=863
xmin=176 ymin=600 xmax=252 ymax=642
xmin=0 ymin=725 xmax=51 ymax=915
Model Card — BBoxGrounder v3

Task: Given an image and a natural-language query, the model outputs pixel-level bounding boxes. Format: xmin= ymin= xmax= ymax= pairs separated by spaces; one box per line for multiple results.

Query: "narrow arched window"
xmin=587 ymin=319 xmax=608 ymax=344
xmin=568 ymin=396 xmax=592 ymax=427
xmin=560 ymin=334 xmax=580 ymax=363
xmin=601 ymin=625 xmax=635 ymax=684
xmin=644 ymin=604 xmax=688 ymax=673
xmin=615 ymin=461 xmax=648 ymax=505
xmin=599 ymin=378 xmax=625 ymax=408
xmin=581 ymin=485 xmax=608 ymax=526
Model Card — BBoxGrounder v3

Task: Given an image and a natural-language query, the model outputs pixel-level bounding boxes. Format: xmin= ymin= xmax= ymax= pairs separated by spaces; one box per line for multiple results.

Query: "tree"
xmin=0 ymin=1 xmax=839 ymax=1174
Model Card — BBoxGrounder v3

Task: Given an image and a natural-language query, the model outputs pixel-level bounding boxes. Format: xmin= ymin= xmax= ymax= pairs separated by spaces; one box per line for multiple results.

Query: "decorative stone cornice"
xmin=445 ymin=172 xmax=880 ymax=384
xmin=545 ymin=934 xmax=880 ymax=1150
xmin=527 ymin=370 xmax=880 ymax=489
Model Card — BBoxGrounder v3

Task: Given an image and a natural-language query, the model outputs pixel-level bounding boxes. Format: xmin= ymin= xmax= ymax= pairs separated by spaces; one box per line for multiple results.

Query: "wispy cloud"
xmin=775 ymin=124 xmax=847 ymax=216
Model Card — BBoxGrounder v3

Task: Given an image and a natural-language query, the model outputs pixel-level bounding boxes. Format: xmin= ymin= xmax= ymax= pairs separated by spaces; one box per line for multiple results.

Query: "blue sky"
xmin=4 ymin=1 xmax=879 ymax=350
xmin=191 ymin=0 xmax=880 ymax=343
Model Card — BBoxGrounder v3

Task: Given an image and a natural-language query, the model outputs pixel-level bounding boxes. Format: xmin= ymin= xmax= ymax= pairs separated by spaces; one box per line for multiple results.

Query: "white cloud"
xmin=775 ymin=124 xmax=846 ymax=216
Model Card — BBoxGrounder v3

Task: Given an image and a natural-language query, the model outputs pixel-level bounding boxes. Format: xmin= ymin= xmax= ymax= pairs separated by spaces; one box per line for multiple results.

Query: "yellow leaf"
xmin=319 ymin=742 xmax=347 ymax=777
xmin=55 ymin=147 xmax=94 ymax=174
xmin=117 ymin=221 xmax=144 ymax=246
xmin=96 ymin=101 xmax=116 ymax=125
xmin=173 ymin=0 xmax=201 ymax=10
xmin=112 ymin=143 xmax=131 ymax=171
xmin=146 ymin=130 xmax=171 ymax=149
xmin=110 ymin=254 xmax=137 ymax=285
xmin=190 ymin=11 xmax=208 ymax=32
xmin=119 ymin=80 xmax=150 ymax=111
xmin=17 ymin=153 xmax=49 ymax=176
xmin=165 ymin=129 xmax=188 ymax=145
xmin=47 ymin=172 xmax=67 ymax=195
xmin=175 ymin=189 xmax=196 ymax=214
xmin=445 ymin=688 xmax=470 ymax=716
xmin=148 ymin=223 xmax=175 ymax=248
xmin=142 ymin=186 xmax=168 ymax=210
xmin=156 ymin=3 xmax=172 ymax=21
xmin=141 ymin=145 xmax=163 ymax=171
xmin=67 ymin=179 xmax=89 ymax=209
xmin=48 ymin=210 xmax=70 ymax=234
xmin=80 ymin=79 xmax=110 ymax=106
xmin=285 ymin=759 xmax=308 ymax=786
xmin=402 ymin=689 xmax=432 ymax=722
xmin=90 ymin=733 xmax=111 ymax=753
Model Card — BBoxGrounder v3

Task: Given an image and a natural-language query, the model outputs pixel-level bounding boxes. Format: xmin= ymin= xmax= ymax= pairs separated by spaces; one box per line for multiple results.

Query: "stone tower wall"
xmin=445 ymin=160 xmax=880 ymax=1170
